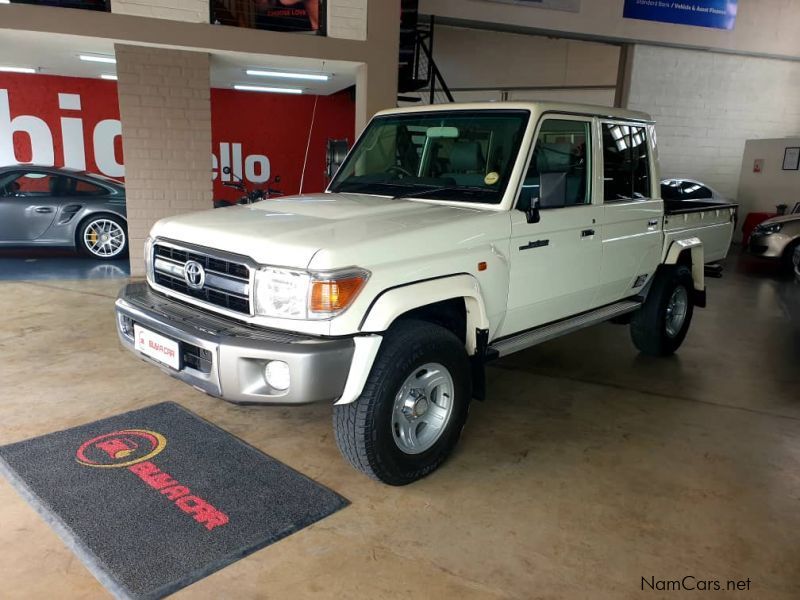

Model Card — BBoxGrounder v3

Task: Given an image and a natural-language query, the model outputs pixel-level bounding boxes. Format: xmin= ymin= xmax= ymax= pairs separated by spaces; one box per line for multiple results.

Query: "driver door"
xmin=0 ymin=171 xmax=61 ymax=242
xmin=500 ymin=116 xmax=603 ymax=337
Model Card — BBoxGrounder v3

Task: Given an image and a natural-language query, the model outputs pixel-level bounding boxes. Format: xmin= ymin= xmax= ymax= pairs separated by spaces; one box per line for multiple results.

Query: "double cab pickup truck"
xmin=116 ymin=102 xmax=736 ymax=485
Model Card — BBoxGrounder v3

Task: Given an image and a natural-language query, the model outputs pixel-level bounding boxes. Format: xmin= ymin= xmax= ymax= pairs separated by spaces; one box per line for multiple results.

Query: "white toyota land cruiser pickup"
xmin=115 ymin=102 xmax=736 ymax=485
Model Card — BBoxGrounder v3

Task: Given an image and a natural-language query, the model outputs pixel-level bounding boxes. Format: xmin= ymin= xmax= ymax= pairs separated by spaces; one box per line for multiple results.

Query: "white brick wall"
xmin=627 ymin=45 xmax=800 ymax=202
xmin=115 ymin=45 xmax=213 ymax=276
xmin=111 ymin=0 xmax=208 ymax=23
xmin=327 ymin=0 xmax=367 ymax=40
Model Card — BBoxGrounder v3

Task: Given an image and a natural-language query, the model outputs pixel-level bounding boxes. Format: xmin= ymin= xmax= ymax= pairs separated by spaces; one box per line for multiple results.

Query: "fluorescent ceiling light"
xmin=79 ymin=54 xmax=116 ymax=64
xmin=246 ymin=69 xmax=329 ymax=82
xmin=100 ymin=74 xmax=118 ymax=81
xmin=0 ymin=66 xmax=36 ymax=74
xmin=234 ymin=84 xmax=303 ymax=95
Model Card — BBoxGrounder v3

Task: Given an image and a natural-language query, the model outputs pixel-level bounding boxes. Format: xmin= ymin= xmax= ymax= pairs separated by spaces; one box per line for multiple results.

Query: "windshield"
xmin=329 ymin=109 xmax=530 ymax=204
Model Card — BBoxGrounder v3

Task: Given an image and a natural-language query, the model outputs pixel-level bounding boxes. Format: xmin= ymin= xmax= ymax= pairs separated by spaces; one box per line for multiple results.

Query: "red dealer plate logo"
xmin=76 ymin=429 xmax=167 ymax=468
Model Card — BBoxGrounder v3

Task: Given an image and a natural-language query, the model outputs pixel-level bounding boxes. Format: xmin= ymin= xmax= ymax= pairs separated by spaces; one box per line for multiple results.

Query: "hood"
xmin=150 ymin=192 xmax=495 ymax=269
xmin=760 ymin=213 xmax=800 ymax=226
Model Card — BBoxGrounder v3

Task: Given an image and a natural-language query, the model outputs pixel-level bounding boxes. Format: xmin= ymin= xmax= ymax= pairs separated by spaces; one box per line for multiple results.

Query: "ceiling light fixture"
xmin=234 ymin=84 xmax=303 ymax=95
xmin=100 ymin=74 xmax=118 ymax=81
xmin=79 ymin=54 xmax=116 ymax=64
xmin=0 ymin=66 xmax=36 ymax=74
xmin=246 ymin=69 xmax=329 ymax=82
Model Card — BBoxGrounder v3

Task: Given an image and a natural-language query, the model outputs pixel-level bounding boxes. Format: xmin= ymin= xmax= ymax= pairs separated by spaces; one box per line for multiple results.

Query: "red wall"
xmin=210 ymin=88 xmax=354 ymax=201
xmin=0 ymin=73 xmax=355 ymax=199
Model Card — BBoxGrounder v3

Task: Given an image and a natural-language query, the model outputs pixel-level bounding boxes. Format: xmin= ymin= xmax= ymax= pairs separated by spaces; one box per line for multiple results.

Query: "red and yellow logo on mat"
xmin=75 ymin=429 xmax=229 ymax=531
xmin=76 ymin=429 xmax=167 ymax=468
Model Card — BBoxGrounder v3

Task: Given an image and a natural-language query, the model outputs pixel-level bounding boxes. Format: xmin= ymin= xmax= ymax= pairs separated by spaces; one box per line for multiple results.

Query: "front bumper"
xmin=748 ymin=232 xmax=791 ymax=258
xmin=115 ymin=282 xmax=355 ymax=404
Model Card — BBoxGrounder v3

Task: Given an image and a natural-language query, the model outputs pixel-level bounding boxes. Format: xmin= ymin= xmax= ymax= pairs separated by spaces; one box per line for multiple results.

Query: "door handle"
xmin=34 ymin=207 xmax=54 ymax=214
xmin=647 ymin=219 xmax=659 ymax=227
xmin=581 ymin=228 xmax=595 ymax=237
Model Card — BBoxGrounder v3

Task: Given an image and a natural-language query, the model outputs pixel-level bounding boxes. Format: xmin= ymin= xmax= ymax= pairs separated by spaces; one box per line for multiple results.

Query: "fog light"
xmin=264 ymin=360 xmax=290 ymax=391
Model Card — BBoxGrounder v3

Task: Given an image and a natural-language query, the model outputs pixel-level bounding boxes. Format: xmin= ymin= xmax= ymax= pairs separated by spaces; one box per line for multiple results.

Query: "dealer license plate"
xmin=134 ymin=324 xmax=180 ymax=370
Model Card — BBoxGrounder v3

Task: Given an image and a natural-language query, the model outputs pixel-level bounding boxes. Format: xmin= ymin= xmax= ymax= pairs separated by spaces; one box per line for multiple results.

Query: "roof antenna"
xmin=299 ymin=63 xmax=323 ymax=195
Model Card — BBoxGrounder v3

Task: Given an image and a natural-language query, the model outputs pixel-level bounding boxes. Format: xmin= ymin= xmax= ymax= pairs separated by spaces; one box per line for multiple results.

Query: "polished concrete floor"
xmin=0 ymin=248 xmax=130 ymax=281
xmin=0 ymin=252 xmax=798 ymax=599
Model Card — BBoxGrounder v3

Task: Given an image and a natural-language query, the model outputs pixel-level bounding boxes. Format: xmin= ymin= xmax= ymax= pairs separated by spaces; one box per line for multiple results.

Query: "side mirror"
xmin=222 ymin=166 xmax=231 ymax=175
xmin=525 ymin=198 xmax=541 ymax=224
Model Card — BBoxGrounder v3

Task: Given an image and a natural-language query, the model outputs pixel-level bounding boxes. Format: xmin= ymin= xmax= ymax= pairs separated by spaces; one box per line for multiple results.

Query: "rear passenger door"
xmin=502 ymin=116 xmax=603 ymax=336
xmin=596 ymin=122 xmax=663 ymax=305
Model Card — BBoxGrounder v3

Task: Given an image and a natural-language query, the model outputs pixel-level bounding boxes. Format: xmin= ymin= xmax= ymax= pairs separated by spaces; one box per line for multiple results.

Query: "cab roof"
xmin=376 ymin=101 xmax=653 ymax=124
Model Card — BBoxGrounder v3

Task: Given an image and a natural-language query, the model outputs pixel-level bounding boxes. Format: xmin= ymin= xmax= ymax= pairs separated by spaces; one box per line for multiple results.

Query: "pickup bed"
xmin=116 ymin=102 xmax=735 ymax=485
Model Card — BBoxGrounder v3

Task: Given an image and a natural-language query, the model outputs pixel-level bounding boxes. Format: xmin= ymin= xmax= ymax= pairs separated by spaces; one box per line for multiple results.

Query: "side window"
xmin=8 ymin=172 xmax=65 ymax=197
xmin=681 ymin=182 xmax=711 ymax=200
xmin=70 ymin=178 xmax=107 ymax=196
xmin=520 ymin=118 xmax=590 ymax=210
xmin=602 ymin=123 xmax=651 ymax=202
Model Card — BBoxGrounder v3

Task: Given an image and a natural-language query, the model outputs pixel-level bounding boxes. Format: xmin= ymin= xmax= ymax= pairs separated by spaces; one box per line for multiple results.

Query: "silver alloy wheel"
xmin=665 ymin=285 xmax=689 ymax=338
xmin=83 ymin=218 xmax=126 ymax=258
xmin=391 ymin=362 xmax=455 ymax=455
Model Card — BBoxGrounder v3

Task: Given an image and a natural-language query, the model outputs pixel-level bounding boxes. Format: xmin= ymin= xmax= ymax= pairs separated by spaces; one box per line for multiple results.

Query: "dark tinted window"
xmin=602 ymin=123 xmax=650 ymax=201
xmin=5 ymin=172 xmax=65 ymax=196
xmin=519 ymin=119 xmax=590 ymax=209
xmin=681 ymin=182 xmax=712 ymax=200
xmin=69 ymin=178 xmax=107 ymax=196
xmin=660 ymin=180 xmax=683 ymax=201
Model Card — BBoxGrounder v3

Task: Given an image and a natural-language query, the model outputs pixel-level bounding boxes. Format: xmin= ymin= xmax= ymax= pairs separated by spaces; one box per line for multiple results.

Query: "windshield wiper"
xmin=392 ymin=186 xmax=491 ymax=200
xmin=334 ymin=181 xmax=409 ymax=195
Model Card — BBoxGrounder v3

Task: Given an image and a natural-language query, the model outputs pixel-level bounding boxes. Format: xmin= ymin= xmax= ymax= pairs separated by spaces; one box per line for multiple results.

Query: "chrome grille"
xmin=152 ymin=242 xmax=252 ymax=315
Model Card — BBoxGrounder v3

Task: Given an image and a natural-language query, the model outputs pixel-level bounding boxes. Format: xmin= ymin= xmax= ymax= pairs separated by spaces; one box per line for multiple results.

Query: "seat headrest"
xmin=448 ymin=141 xmax=484 ymax=173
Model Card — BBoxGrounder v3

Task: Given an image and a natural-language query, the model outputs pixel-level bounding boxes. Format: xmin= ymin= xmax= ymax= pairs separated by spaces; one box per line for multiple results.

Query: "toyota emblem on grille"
xmin=184 ymin=260 xmax=206 ymax=290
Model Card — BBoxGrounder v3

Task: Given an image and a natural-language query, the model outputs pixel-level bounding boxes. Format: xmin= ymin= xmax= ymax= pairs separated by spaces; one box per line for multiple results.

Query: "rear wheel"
xmin=333 ymin=320 xmax=471 ymax=485
xmin=78 ymin=214 xmax=128 ymax=260
xmin=630 ymin=265 xmax=695 ymax=356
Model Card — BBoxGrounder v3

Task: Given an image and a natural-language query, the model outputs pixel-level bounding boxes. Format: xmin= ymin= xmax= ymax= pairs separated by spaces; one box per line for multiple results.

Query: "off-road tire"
xmin=630 ymin=265 xmax=695 ymax=356
xmin=333 ymin=319 xmax=471 ymax=485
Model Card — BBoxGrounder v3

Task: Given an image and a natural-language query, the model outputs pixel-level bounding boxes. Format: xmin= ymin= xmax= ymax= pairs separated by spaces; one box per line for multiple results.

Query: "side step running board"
xmin=489 ymin=300 xmax=642 ymax=358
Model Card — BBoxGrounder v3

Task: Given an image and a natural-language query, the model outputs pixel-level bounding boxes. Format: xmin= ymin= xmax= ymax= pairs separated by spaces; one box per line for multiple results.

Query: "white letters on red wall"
xmin=0 ymin=73 xmax=354 ymax=198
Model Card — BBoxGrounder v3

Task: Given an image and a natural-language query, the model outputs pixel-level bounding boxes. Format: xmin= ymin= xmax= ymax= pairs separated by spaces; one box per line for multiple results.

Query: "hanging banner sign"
xmin=483 ymin=0 xmax=581 ymax=13
xmin=623 ymin=0 xmax=737 ymax=30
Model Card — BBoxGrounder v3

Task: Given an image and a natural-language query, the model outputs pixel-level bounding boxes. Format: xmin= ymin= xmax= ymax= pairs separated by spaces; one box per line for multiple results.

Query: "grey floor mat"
xmin=0 ymin=401 xmax=348 ymax=599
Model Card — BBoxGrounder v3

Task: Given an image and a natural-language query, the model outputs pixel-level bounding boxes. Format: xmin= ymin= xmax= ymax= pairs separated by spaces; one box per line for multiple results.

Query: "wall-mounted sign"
xmin=211 ymin=0 xmax=324 ymax=34
xmin=782 ymin=147 xmax=800 ymax=171
xmin=0 ymin=73 xmax=353 ymax=199
xmin=623 ymin=0 xmax=737 ymax=30
xmin=484 ymin=0 xmax=581 ymax=13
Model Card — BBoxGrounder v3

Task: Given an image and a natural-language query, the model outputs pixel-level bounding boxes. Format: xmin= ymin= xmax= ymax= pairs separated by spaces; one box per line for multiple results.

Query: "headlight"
xmin=755 ymin=222 xmax=782 ymax=235
xmin=254 ymin=267 xmax=311 ymax=319
xmin=253 ymin=267 xmax=369 ymax=320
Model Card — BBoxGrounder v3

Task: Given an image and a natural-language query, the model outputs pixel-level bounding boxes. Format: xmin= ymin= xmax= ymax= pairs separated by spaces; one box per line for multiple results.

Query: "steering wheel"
xmin=385 ymin=165 xmax=414 ymax=178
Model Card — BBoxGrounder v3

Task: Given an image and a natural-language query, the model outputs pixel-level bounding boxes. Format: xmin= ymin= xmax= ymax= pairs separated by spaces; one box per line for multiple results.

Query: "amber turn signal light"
xmin=310 ymin=272 xmax=369 ymax=314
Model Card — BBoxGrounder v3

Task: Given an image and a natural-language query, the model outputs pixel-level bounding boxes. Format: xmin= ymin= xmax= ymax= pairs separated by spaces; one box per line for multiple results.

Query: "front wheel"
xmin=630 ymin=265 xmax=695 ymax=356
xmin=333 ymin=320 xmax=471 ymax=485
xmin=78 ymin=214 xmax=128 ymax=260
